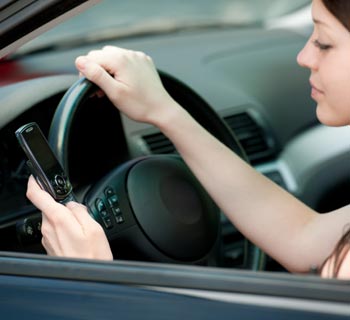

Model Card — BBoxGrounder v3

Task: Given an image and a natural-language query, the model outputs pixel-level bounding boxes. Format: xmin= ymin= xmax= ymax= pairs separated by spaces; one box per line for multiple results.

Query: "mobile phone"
xmin=15 ymin=122 xmax=73 ymax=203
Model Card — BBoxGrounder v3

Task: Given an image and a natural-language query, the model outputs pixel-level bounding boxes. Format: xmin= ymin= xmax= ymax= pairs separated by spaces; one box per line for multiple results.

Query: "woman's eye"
xmin=313 ymin=39 xmax=332 ymax=51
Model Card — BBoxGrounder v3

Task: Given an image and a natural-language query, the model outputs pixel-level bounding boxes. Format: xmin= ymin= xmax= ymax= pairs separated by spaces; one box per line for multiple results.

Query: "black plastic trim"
xmin=1 ymin=1 xmax=90 ymax=50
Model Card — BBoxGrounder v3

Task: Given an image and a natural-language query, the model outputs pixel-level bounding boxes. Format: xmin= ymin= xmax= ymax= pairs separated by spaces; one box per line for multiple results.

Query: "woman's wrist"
xmin=151 ymin=97 xmax=189 ymax=133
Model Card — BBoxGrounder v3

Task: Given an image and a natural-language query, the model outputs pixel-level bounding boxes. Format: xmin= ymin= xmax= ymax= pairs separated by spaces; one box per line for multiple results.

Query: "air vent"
xmin=143 ymin=112 xmax=276 ymax=162
xmin=224 ymin=112 xmax=275 ymax=164
xmin=142 ymin=132 xmax=176 ymax=154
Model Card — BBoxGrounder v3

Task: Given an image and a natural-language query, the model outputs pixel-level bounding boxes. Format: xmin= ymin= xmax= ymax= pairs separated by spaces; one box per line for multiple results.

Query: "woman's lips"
xmin=310 ymin=80 xmax=324 ymax=99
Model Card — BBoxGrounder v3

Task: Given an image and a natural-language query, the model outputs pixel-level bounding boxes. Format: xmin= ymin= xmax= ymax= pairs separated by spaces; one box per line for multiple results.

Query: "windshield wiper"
xmin=10 ymin=19 xmax=258 ymax=59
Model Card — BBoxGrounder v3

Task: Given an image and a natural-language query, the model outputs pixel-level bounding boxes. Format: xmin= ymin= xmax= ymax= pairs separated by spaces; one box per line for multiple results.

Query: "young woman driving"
xmin=27 ymin=0 xmax=350 ymax=278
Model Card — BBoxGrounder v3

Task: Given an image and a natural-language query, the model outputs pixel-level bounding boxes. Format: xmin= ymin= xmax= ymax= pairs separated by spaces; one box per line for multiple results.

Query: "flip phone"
xmin=15 ymin=122 xmax=73 ymax=203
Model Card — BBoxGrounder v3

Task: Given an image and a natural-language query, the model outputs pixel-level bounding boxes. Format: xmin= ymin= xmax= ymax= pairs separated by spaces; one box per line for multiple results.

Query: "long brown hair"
xmin=319 ymin=227 xmax=350 ymax=277
xmin=322 ymin=0 xmax=350 ymax=31
xmin=318 ymin=0 xmax=350 ymax=277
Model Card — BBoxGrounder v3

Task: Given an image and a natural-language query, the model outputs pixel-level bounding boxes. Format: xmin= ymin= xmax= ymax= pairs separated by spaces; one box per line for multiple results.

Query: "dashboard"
xmin=0 ymin=25 xmax=349 ymax=267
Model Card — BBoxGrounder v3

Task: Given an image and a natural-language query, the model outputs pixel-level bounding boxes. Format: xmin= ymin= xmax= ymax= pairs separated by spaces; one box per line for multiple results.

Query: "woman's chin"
xmin=316 ymin=104 xmax=349 ymax=127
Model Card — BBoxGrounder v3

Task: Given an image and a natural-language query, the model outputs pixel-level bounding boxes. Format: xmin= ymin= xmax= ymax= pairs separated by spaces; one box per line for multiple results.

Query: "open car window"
xmin=1 ymin=0 xmax=350 ymax=318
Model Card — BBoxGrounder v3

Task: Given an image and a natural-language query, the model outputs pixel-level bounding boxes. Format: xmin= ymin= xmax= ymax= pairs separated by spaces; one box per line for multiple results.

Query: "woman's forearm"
xmin=75 ymin=46 xmax=349 ymax=273
xmin=155 ymin=100 xmax=335 ymax=272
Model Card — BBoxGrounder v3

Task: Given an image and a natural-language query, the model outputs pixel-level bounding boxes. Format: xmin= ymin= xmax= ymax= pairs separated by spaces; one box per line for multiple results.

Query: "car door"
xmin=0 ymin=252 xmax=349 ymax=319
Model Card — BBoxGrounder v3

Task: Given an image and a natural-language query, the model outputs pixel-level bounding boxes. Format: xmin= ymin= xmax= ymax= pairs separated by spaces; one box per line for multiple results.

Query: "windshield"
xmin=20 ymin=0 xmax=310 ymax=53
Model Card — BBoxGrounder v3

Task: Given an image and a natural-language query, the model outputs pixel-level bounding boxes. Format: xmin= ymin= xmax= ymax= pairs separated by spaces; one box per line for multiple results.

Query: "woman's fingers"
xmin=65 ymin=201 xmax=97 ymax=232
xmin=26 ymin=176 xmax=113 ymax=260
xmin=27 ymin=176 xmax=80 ymax=225
xmin=41 ymin=213 xmax=62 ymax=256
xmin=65 ymin=201 xmax=112 ymax=260
xmin=75 ymin=46 xmax=158 ymax=96
xmin=27 ymin=176 xmax=83 ymax=255
xmin=27 ymin=176 xmax=65 ymax=218
xmin=78 ymin=46 xmax=141 ymax=76
xmin=74 ymin=46 xmax=173 ymax=126
xmin=75 ymin=56 xmax=123 ymax=102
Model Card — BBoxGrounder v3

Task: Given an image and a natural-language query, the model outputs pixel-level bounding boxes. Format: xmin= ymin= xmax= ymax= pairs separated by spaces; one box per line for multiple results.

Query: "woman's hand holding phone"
xmin=26 ymin=176 xmax=113 ymax=260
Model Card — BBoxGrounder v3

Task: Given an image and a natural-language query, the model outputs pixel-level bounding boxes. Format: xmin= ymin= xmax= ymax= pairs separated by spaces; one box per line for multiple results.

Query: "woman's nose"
xmin=297 ymin=39 xmax=318 ymax=71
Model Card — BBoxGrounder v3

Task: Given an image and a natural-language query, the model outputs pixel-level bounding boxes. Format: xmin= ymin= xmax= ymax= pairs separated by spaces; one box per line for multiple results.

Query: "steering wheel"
xmin=48 ymin=74 xmax=265 ymax=269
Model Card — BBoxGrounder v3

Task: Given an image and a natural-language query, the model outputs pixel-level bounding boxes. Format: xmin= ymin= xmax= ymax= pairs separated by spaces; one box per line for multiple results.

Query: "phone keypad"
xmin=52 ymin=174 xmax=71 ymax=197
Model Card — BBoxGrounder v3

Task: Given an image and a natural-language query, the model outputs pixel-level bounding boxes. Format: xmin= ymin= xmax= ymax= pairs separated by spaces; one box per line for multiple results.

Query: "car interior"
xmin=0 ymin=0 xmax=350 ymax=276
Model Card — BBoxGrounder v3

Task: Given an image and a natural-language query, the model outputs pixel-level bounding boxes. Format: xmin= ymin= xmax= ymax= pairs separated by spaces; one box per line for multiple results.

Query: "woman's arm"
xmin=157 ymin=103 xmax=350 ymax=272
xmin=74 ymin=46 xmax=350 ymax=272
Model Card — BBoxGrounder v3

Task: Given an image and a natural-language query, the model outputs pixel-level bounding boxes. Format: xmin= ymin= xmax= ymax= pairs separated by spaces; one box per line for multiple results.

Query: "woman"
xmin=27 ymin=0 xmax=350 ymax=278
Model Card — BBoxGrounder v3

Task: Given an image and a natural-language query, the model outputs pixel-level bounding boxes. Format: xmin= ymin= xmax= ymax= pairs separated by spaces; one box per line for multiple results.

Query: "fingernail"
xmin=76 ymin=56 xmax=88 ymax=70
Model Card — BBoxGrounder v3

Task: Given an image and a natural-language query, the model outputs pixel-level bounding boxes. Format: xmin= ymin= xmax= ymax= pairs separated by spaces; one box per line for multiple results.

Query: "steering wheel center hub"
xmin=160 ymin=175 xmax=202 ymax=225
xmin=127 ymin=156 xmax=218 ymax=261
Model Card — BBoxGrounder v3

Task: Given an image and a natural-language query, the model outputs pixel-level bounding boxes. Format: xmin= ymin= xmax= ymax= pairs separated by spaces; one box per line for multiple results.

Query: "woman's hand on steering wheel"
xmin=75 ymin=46 xmax=178 ymax=126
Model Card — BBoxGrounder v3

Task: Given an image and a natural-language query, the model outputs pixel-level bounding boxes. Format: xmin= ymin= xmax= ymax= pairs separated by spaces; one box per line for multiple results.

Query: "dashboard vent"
xmin=224 ymin=112 xmax=275 ymax=164
xmin=142 ymin=112 xmax=275 ymax=162
xmin=142 ymin=132 xmax=176 ymax=154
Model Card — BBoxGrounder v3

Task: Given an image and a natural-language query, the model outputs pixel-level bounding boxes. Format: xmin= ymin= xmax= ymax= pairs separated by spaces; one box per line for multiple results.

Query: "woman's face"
xmin=297 ymin=0 xmax=350 ymax=126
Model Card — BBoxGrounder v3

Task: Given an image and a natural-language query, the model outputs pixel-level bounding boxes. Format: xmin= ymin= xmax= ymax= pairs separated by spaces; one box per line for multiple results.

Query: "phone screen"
xmin=23 ymin=126 xmax=60 ymax=174
xmin=16 ymin=122 xmax=72 ymax=201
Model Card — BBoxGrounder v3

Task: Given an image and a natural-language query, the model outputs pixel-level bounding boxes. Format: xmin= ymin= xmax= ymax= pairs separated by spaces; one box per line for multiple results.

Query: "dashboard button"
xmin=95 ymin=198 xmax=106 ymax=212
xmin=102 ymin=217 xmax=113 ymax=229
